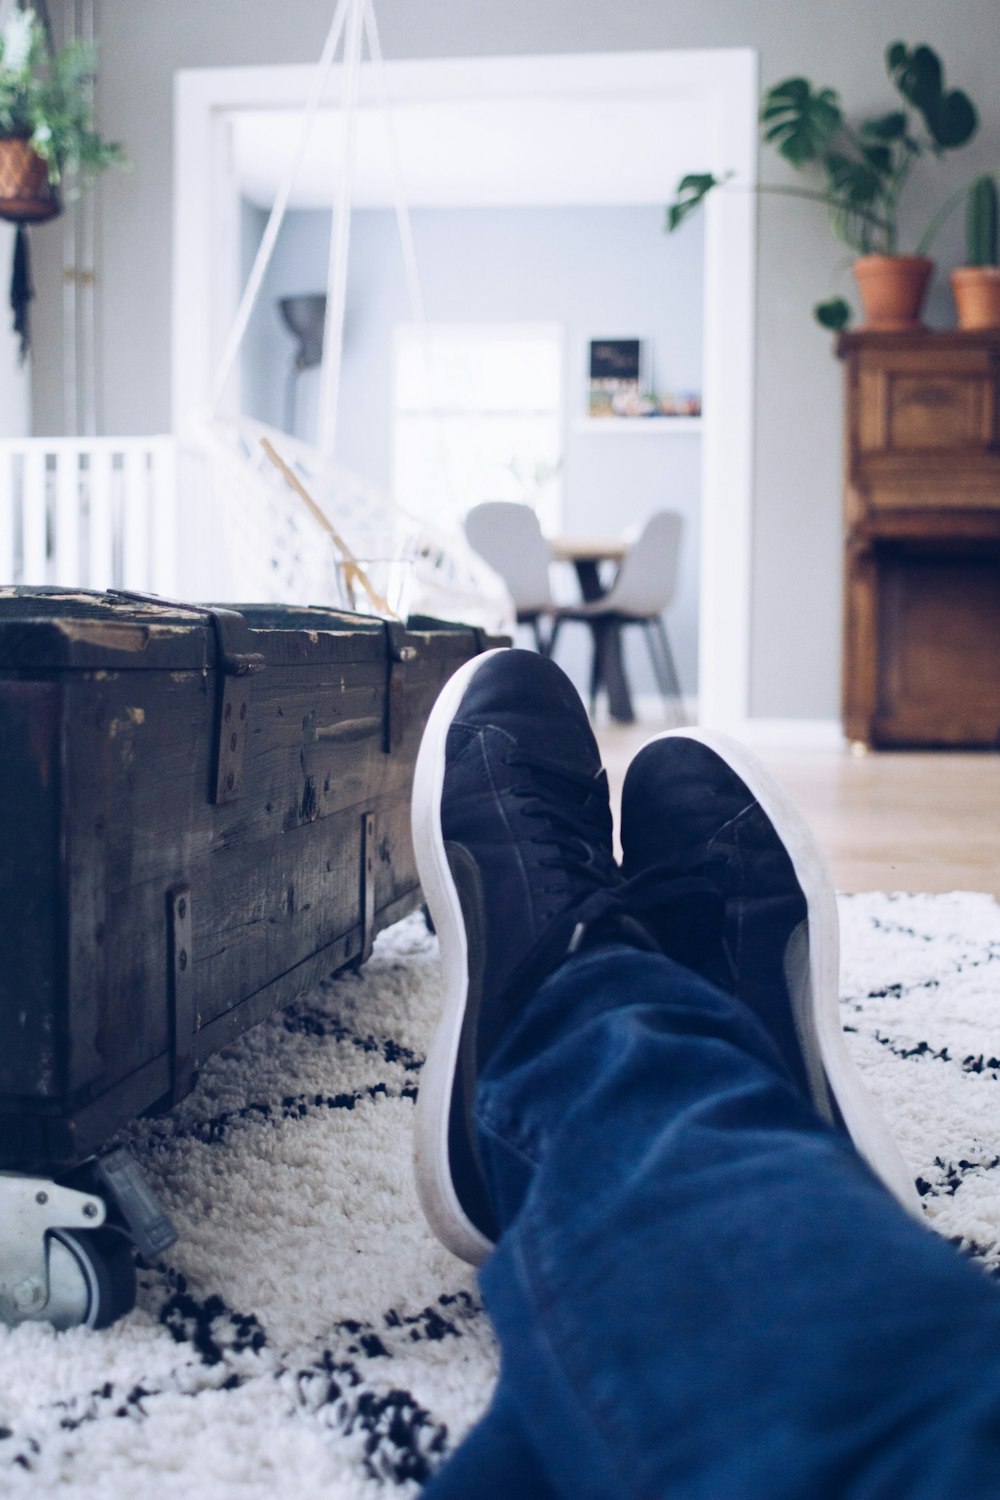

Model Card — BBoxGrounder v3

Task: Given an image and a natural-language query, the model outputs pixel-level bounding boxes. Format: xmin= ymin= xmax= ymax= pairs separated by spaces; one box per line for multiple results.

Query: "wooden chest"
xmin=0 ymin=588 xmax=501 ymax=1172
xmin=838 ymin=331 xmax=1000 ymax=748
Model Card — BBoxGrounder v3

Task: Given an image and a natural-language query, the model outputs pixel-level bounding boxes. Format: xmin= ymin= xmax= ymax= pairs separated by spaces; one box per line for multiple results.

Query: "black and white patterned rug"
xmin=1 ymin=891 xmax=999 ymax=1496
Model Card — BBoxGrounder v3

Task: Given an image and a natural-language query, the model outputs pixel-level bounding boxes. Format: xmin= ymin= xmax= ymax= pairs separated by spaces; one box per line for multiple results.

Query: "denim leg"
xmin=459 ymin=943 xmax=1000 ymax=1500
xmin=422 ymin=1374 xmax=559 ymax=1499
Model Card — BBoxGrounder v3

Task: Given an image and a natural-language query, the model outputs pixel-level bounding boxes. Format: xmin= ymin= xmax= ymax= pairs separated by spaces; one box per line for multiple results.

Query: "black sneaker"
xmin=412 ymin=649 xmax=647 ymax=1264
xmin=620 ymin=728 xmax=918 ymax=1210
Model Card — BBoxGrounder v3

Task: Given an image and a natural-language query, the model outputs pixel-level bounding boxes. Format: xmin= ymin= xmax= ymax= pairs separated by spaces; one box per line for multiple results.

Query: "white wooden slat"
xmin=150 ymin=438 xmax=178 ymax=595
xmin=0 ymin=435 xmax=180 ymax=594
xmin=87 ymin=447 xmax=115 ymax=591
xmin=121 ymin=447 xmax=148 ymax=589
xmin=21 ymin=448 xmax=48 ymax=584
xmin=0 ymin=445 xmax=16 ymax=582
xmin=54 ymin=447 xmax=80 ymax=584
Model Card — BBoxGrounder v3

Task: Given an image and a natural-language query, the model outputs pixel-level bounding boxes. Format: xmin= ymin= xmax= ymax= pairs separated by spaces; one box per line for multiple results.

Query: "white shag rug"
xmin=1 ymin=891 xmax=999 ymax=1497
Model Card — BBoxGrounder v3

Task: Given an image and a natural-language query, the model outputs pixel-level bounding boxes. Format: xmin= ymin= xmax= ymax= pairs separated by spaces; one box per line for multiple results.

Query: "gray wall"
xmin=31 ymin=0 xmax=1000 ymax=720
xmin=243 ymin=203 xmax=703 ymax=698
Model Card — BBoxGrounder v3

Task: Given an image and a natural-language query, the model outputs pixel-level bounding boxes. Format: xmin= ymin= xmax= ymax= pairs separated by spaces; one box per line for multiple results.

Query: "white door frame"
xmin=172 ymin=47 xmax=758 ymax=730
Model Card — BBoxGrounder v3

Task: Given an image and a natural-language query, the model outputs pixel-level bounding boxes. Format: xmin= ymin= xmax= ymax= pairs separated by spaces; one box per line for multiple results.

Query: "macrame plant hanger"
xmin=198 ymin=0 xmax=510 ymax=631
xmin=1 ymin=0 xmax=61 ymax=361
xmin=208 ymin=0 xmax=425 ymax=475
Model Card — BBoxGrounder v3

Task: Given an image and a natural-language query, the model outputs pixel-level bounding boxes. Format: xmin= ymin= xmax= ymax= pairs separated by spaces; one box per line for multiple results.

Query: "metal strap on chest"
xmin=105 ymin=590 xmax=265 ymax=805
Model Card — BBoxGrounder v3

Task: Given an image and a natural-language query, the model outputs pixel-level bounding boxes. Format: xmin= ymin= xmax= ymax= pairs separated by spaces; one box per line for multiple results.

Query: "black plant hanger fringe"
xmin=5 ymin=0 xmax=56 ymax=360
xmin=10 ymin=224 xmax=33 ymax=364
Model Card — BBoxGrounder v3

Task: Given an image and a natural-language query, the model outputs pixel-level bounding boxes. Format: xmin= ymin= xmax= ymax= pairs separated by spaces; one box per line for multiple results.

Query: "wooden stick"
xmin=258 ymin=436 xmax=397 ymax=618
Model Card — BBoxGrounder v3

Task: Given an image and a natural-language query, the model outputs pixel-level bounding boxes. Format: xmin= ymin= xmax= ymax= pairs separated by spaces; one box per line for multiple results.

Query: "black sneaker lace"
xmin=504 ymin=749 xmax=619 ymax=898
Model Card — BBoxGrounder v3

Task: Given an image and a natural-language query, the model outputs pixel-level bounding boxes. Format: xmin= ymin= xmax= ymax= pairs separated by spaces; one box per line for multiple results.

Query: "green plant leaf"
xmin=825 ymin=151 xmax=883 ymax=206
xmin=860 ymin=143 xmax=893 ymax=177
xmin=666 ymin=172 xmax=720 ymax=232
xmin=861 ymin=111 xmax=907 ymax=141
xmin=814 ymin=296 xmax=852 ymax=331
xmin=890 ymin=43 xmax=942 ymax=117
xmin=761 ymin=77 xmax=842 ymax=166
xmin=887 ymin=42 xmax=977 ymax=149
xmin=933 ymin=89 xmax=977 ymax=148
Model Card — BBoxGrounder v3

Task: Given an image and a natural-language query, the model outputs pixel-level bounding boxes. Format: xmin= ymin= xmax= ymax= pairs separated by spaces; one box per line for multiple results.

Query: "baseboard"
xmin=627 ymin=693 xmax=700 ymax=726
xmin=598 ymin=698 xmax=846 ymax=752
xmin=729 ymin=717 xmax=846 ymax=751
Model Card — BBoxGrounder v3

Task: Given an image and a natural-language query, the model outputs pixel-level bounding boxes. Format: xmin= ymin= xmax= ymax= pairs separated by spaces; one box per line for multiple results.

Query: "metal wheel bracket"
xmin=0 ymin=1174 xmax=106 ymax=1321
xmin=93 ymin=1147 xmax=177 ymax=1258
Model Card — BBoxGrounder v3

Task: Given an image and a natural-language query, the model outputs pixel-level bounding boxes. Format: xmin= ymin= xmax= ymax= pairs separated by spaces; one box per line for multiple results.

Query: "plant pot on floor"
xmin=0 ymin=135 xmax=59 ymax=224
xmin=853 ymin=254 xmax=933 ymax=331
xmin=950 ymin=266 xmax=1000 ymax=330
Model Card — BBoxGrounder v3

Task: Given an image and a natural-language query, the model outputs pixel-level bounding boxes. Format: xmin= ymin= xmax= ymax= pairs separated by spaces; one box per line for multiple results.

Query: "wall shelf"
xmin=572 ymin=416 xmax=702 ymax=434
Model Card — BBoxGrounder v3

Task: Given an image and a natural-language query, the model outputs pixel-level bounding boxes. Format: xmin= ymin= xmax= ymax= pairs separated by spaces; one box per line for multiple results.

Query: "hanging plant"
xmin=0 ymin=4 xmax=127 ymax=358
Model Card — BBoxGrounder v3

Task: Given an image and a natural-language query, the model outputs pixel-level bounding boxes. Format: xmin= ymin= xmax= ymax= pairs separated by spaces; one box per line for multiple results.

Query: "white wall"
xmin=29 ymin=0 xmax=1000 ymax=720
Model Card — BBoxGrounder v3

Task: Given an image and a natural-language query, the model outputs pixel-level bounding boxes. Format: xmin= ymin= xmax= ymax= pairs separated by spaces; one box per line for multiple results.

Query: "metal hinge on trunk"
xmin=167 ymin=884 xmax=195 ymax=1105
xmin=208 ymin=607 xmax=266 ymax=804
xmin=383 ymin=621 xmax=418 ymax=754
xmin=105 ymin=592 xmax=265 ymax=806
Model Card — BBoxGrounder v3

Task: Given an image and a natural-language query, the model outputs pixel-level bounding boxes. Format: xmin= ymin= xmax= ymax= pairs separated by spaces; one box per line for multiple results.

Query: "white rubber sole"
xmin=639 ymin=727 xmax=920 ymax=1214
xmin=411 ymin=650 xmax=505 ymax=1265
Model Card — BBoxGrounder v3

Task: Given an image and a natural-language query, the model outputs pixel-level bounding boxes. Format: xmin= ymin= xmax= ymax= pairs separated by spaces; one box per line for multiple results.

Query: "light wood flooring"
xmin=596 ymin=719 xmax=1000 ymax=901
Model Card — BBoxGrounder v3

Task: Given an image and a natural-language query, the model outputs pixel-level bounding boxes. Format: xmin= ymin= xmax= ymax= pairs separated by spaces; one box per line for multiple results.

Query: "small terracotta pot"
xmin=0 ymin=135 xmax=60 ymax=224
xmin=853 ymin=254 xmax=933 ymax=331
xmin=950 ymin=266 xmax=1000 ymax=331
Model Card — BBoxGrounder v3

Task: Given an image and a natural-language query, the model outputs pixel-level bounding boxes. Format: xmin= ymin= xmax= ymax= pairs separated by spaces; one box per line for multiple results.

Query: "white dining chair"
xmin=551 ymin=509 xmax=685 ymax=719
xmin=463 ymin=501 xmax=562 ymax=653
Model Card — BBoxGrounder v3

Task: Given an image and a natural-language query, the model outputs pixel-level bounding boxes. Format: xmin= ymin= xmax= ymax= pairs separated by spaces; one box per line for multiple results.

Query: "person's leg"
xmin=413 ymin=651 xmax=1000 ymax=1498
xmin=423 ymin=1375 xmax=558 ymax=1500
xmin=470 ymin=941 xmax=1000 ymax=1500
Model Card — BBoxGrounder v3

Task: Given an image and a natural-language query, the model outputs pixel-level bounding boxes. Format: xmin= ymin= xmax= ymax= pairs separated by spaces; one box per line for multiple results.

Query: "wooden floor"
xmin=596 ymin=719 xmax=1000 ymax=900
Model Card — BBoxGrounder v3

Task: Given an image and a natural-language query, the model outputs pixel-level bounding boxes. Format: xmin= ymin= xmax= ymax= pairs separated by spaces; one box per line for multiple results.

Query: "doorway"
xmin=172 ymin=47 xmax=757 ymax=727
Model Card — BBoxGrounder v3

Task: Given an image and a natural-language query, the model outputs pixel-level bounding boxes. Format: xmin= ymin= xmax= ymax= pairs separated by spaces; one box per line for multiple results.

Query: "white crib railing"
xmin=0 ymin=436 xmax=178 ymax=596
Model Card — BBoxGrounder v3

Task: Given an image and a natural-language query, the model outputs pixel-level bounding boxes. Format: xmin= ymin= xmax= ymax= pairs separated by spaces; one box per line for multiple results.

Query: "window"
xmin=392 ymin=324 xmax=563 ymax=533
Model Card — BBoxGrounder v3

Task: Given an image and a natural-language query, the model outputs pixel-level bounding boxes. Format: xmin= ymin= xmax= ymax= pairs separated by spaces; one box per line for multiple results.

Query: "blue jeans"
xmin=424 ymin=945 xmax=1000 ymax=1499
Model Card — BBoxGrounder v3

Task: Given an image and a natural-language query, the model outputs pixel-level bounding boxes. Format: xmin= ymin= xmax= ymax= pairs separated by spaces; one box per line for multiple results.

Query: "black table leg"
xmin=571 ymin=560 xmax=635 ymax=724
xmin=591 ymin=617 xmax=634 ymax=723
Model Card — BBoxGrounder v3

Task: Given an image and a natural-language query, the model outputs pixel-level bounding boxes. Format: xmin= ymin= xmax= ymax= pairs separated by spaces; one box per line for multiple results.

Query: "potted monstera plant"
xmin=668 ymin=42 xmax=978 ymax=331
xmin=0 ymin=5 xmax=126 ymax=354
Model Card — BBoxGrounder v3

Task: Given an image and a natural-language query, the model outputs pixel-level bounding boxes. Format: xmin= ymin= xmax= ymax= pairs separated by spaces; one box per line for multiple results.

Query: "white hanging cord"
xmin=317 ymin=0 xmax=365 ymax=466
xmin=208 ymin=0 xmax=352 ymax=414
xmin=361 ymin=0 xmax=468 ymax=525
xmin=362 ymin=0 xmax=424 ymax=326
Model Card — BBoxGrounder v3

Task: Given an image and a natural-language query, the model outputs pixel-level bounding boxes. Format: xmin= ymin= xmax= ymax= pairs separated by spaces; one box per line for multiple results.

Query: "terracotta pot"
xmin=950 ymin=266 xmax=1000 ymax=330
xmin=852 ymin=254 xmax=933 ymax=332
xmin=0 ymin=135 xmax=59 ymax=224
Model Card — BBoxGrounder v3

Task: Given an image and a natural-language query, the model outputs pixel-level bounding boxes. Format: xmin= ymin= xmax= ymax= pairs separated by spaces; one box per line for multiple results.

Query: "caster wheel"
xmin=42 ymin=1228 xmax=137 ymax=1331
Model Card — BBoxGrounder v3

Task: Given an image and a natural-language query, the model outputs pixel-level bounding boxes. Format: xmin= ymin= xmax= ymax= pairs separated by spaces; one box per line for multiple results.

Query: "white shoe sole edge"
xmin=640 ymin=727 xmax=920 ymax=1214
xmin=411 ymin=650 xmax=506 ymax=1266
